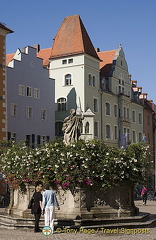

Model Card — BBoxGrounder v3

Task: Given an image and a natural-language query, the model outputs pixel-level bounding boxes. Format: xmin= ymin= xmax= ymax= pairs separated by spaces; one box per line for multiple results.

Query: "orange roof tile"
xmin=6 ymin=53 xmax=15 ymax=65
xmin=37 ymin=48 xmax=51 ymax=66
xmin=97 ymin=50 xmax=117 ymax=78
xmin=50 ymin=15 xmax=100 ymax=60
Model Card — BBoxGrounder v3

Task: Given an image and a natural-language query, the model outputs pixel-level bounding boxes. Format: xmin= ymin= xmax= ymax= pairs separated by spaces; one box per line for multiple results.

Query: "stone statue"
xmin=62 ymin=109 xmax=84 ymax=145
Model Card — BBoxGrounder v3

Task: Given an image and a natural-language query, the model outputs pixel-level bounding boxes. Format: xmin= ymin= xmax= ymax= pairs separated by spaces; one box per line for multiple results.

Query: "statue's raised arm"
xmin=62 ymin=109 xmax=84 ymax=145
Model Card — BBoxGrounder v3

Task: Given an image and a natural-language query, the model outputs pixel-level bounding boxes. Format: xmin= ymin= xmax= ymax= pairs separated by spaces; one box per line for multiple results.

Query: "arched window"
xmin=65 ymin=74 xmax=72 ymax=86
xmin=55 ymin=122 xmax=63 ymax=137
xmin=88 ymin=74 xmax=92 ymax=85
xmin=85 ymin=122 xmax=89 ymax=134
xmin=105 ymin=102 xmax=110 ymax=116
xmin=106 ymin=124 xmax=111 ymax=138
xmin=57 ymin=98 xmax=66 ymax=111
xmin=92 ymin=75 xmax=96 ymax=87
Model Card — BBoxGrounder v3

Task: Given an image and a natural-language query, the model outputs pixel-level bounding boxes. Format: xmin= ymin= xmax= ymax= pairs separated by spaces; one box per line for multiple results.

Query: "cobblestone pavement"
xmin=1 ymin=200 xmax=156 ymax=240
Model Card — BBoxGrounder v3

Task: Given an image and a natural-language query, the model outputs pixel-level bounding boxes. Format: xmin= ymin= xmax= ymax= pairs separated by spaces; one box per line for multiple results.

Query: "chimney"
xmin=34 ymin=44 xmax=40 ymax=53
xmin=95 ymin=47 xmax=100 ymax=52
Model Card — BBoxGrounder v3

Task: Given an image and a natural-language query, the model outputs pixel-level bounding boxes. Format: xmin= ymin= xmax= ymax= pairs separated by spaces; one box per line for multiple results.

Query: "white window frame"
xmin=41 ymin=109 xmax=47 ymax=120
xmin=26 ymin=106 xmax=32 ymax=119
xmin=105 ymin=102 xmax=111 ymax=116
xmin=114 ymin=104 xmax=118 ymax=118
xmin=57 ymin=98 xmax=66 ymax=111
xmin=40 ymin=136 xmax=46 ymax=144
xmin=88 ymin=74 xmax=92 ymax=86
xmin=11 ymin=103 xmax=17 ymax=116
xmin=18 ymin=85 xmax=25 ymax=96
xmin=26 ymin=86 xmax=32 ymax=97
xmin=64 ymin=74 xmax=72 ymax=86
xmin=11 ymin=132 xmax=16 ymax=141
xmin=34 ymin=88 xmax=40 ymax=99
xmin=106 ymin=124 xmax=111 ymax=139
xmin=93 ymin=98 xmax=98 ymax=113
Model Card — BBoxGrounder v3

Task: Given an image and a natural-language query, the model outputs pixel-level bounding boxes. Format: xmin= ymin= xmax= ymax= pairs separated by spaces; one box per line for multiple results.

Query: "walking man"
xmin=42 ymin=183 xmax=60 ymax=233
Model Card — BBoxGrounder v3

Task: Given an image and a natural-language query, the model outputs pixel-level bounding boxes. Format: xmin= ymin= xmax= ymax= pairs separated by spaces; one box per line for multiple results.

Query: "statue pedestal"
xmin=5 ymin=180 xmax=138 ymax=219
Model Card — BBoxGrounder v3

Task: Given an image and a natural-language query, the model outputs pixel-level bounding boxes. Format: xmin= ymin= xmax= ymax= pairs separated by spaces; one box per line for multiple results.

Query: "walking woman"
xmin=31 ymin=184 xmax=43 ymax=232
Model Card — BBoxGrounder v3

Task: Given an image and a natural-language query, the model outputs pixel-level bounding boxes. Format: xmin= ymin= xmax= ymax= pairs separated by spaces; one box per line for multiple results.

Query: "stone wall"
xmin=5 ymin=181 xmax=138 ymax=219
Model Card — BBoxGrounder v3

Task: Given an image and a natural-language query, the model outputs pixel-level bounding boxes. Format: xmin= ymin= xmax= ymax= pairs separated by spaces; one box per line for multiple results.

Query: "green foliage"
xmin=0 ymin=139 xmax=150 ymax=190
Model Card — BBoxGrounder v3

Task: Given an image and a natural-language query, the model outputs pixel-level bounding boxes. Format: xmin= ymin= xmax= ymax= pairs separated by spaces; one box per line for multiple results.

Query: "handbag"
xmin=28 ymin=196 xmax=34 ymax=209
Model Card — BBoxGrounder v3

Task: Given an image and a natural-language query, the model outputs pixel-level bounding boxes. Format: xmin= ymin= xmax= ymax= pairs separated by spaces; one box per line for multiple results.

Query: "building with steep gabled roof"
xmin=50 ymin=15 xmax=100 ymax=61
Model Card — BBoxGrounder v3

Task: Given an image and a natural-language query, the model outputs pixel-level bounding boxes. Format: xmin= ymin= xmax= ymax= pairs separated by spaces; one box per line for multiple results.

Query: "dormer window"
xmin=68 ymin=59 xmax=73 ymax=63
xmin=62 ymin=59 xmax=67 ymax=64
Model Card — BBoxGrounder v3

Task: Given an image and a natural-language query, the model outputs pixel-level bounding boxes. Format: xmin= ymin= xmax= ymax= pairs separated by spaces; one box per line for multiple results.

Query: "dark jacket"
xmin=31 ymin=192 xmax=42 ymax=214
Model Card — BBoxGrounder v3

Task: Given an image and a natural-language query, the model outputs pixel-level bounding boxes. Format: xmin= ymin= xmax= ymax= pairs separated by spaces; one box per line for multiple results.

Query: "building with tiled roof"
xmin=6 ymin=46 xmax=55 ymax=145
xmin=50 ymin=15 xmax=100 ymax=61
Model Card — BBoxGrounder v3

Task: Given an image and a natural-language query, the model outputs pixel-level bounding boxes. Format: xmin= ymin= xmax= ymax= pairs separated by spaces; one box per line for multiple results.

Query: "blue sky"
xmin=1 ymin=0 xmax=156 ymax=103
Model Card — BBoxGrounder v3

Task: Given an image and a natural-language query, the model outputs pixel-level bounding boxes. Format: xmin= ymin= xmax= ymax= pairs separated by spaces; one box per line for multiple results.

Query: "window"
xmin=127 ymin=129 xmax=130 ymax=142
xmin=26 ymin=106 xmax=32 ymax=119
xmin=85 ymin=122 xmax=89 ymax=134
xmin=127 ymin=108 xmax=129 ymax=119
xmin=26 ymin=86 xmax=32 ymax=97
xmin=57 ymin=98 xmax=66 ymax=111
xmin=114 ymin=104 xmax=118 ymax=117
xmin=139 ymin=132 xmax=142 ymax=142
xmin=41 ymin=109 xmax=47 ymax=120
xmin=62 ymin=59 xmax=67 ymax=64
xmin=68 ymin=59 xmax=73 ymax=63
xmin=119 ymin=73 xmax=125 ymax=94
xmin=34 ymin=88 xmax=40 ymax=99
xmin=139 ymin=113 xmax=142 ymax=124
xmin=88 ymin=74 xmax=92 ymax=85
xmin=92 ymin=76 xmax=96 ymax=87
xmin=94 ymin=121 xmax=98 ymax=137
xmin=26 ymin=135 xmax=31 ymax=146
xmin=132 ymin=130 xmax=136 ymax=143
xmin=93 ymin=98 xmax=98 ymax=112
xmin=114 ymin=126 xmax=118 ymax=140
xmin=106 ymin=124 xmax=111 ymax=139
xmin=132 ymin=110 xmax=135 ymax=123
xmin=40 ymin=136 xmax=46 ymax=144
xmin=65 ymin=74 xmax=72 ymax=86
xmin=7 ymin=132 xmax=16 ymax=141
xmin=18 ymin=85 xmax=25 ymax=96
xmin=124 ymin=107 xmax=126 ymax=118
xmin=55 ymin=122 xmax=63 ymax=137
xmin=105 ymin=102 xmax=110 ymax=116
xmin=11 ymin=103 xmax=17 ymax=116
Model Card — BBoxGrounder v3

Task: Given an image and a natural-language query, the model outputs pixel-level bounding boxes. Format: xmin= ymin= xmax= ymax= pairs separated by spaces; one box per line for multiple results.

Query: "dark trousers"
xmin=143 ymin=194 xmax=147 ymax=205
xmin=34 ymin=213 xmax=41 ymax=231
